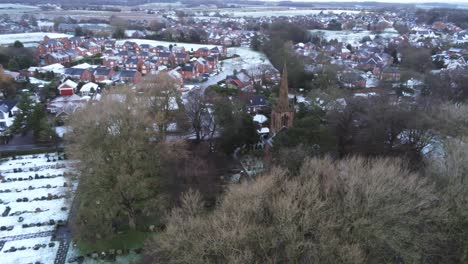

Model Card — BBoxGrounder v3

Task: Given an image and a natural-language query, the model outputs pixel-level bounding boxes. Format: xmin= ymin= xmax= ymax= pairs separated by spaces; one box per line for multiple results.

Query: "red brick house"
xmin=157 ymin=51 xmax=173 ymax=65
xmin=118 ymin=70 xmax=142 ymax=84
xmin=195 ymin=47 xmax=211 ymax=57
xmin=206 ymin=55 xmax=218 ymax=70
xmin=180 ymin=64 xmax=197 ymax=79
xmin=63 ymin=68 xmax=95 ymax=82
xmin=103 ymin=56 xmax=122 ymax=68
xmin=195 ymin=58 xmax=209 ymax=74
xmin=173 ymin=52 xmax=190 ymax=65
xmin=93 ymin=67 xmax=115 ymax=82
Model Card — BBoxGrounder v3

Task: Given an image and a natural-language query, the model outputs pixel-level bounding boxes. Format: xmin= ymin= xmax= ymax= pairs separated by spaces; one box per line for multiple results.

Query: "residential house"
xmin=340 ymin=71 xmax=366 ymax=89
xmin=157 ymin=51 xmax=173 ymax=65
xmin=195 ymin=47 xmax=211 ymax=57
xmin=181 ymin=64 xmax=197 ymax=79
xmin=80 ymin=82 xmax=99 ymax=96
xmin=63 ymin=68 xmax=94 ymax=82
xmin=173 ymin=52 xmax=190 ymax=65
xmin=44 ymin=51 xmax=71 ymax=65
xmin=57 ymin=79 xmax=78 ymax=96
xmin=246 ymin=95 xmax=268 ymax=113
xmin=93 ymin=67 xmax=115 ymax=82
xmin=380 ymin=67 xmax=401 ymax=82
xmin=0 ymin=100 xmax=19 ymax=131
xmin=115 ymin=70 xmax=142 ymax=84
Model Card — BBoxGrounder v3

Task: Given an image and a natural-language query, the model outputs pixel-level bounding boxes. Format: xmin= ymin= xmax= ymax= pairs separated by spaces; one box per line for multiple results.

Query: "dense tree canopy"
xmin=145 ymin=153 xmax=467 ymax=263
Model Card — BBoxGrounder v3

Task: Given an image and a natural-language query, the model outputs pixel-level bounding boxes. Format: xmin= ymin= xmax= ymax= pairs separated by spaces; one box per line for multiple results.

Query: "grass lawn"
xmin=77 ymin=229 xmax=153 ymax=253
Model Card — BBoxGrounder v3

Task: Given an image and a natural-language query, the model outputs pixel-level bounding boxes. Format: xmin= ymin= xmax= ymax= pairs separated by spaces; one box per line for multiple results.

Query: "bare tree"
xmin=138 ymin=72 xmax=183 ymax=140
xmin=185 ymin=89 xmax=216 ymax=142
xmin=145 ymin=157 xmax=453 ymax=263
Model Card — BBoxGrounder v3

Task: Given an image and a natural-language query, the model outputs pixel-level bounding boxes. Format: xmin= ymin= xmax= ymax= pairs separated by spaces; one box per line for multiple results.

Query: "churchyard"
xmin=0 ymin=153 xmax=76 ymax=264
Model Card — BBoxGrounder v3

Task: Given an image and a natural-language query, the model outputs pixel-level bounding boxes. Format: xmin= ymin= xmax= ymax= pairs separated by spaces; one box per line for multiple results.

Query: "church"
xmin=270 ymin=64 xmax=294 ymax=134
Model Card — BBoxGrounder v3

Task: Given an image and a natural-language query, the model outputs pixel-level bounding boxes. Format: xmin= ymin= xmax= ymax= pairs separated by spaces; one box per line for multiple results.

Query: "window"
xmin=0 ymin=112 xmax=4 ymax=119
xmin=0 ymin=122 xmax=6 ymax=129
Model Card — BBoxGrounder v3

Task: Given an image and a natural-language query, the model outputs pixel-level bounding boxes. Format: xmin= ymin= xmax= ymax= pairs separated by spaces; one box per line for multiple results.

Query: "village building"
xmin=270 ymin=65 xmax=294 ymax=134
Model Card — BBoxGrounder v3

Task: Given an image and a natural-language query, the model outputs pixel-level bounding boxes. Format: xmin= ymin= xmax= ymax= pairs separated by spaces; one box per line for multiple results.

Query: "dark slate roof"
xmin=158 ymin=51 xmax=171 ymax=58
xmin=0 ymin=100 xmax=18 ymax=113
xmin=65 ymin=49 xmax=77 ymax=55
xmin=125 ymin=58 xmax=139 ymax=64
xmin=117 ymin=50 xmax=135 ymax=56
xmin=69 ymin=36 xmax=83 ymax=43
xmin=94 ymin=67 xmax=112 ymax=76
xmin=382 ymin=67 xmax=400 ymax=73
xmin=182 ymin=64 xmax=194 ymax=71
xmin=119 ymin=70 xmax=138 ymax=78
xmin=248 ymin=95 xmax=268 ymax=107
xmin=64 ymin=68 xmax=86 ymax=76
xmin=175 ymin=53 xmax=188 ymax=58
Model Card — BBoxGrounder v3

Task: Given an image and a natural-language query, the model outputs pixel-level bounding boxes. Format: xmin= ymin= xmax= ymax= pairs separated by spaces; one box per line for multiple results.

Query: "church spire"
xmin=270 ymin=62 xmax=294 ymax=134
xmin=276 ymin=63 xmax=290 ymax=111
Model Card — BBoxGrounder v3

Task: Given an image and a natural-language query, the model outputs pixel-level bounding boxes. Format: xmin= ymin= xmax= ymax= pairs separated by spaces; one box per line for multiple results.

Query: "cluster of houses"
xmin=34 ymin=36 xmax=227 ymax=86
xmin=293 ymin=21 xmax=468 ymax=93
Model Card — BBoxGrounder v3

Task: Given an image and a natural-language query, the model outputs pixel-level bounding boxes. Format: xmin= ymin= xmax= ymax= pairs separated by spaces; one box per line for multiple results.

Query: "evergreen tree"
xmin=13 ymin=40 xmax=23 ymax=49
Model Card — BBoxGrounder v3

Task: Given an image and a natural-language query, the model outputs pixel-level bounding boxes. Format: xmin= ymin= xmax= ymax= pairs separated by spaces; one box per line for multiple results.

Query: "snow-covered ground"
xmin=309 ymin=29 xmax=399 ymax=45
xmin=2 ymin=236 xmax=59 ymax=264
xmin=0 ymin=153 xmax=76 ymax=264
xmin=0 ymin=33 xmax=70 ymax=46
xmin=200 ymin=47 xmax=274 ymax=89
xmin=224 ymin=9 xmax=363 ymax=18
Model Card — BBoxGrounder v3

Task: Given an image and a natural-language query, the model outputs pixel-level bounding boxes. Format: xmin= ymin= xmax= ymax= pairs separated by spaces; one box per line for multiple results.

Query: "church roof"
xmin=275 ymin=63 xmax=292 ymax=112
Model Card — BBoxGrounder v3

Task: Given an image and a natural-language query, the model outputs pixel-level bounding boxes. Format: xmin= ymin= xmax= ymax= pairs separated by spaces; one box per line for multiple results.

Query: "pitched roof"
xmin=93 ymin=67 xmax=112 ymax=76
xmin=58 ymin=79 xmax=78 ymax=89
xmin=0 ymin=100 xmax=18 ymax=113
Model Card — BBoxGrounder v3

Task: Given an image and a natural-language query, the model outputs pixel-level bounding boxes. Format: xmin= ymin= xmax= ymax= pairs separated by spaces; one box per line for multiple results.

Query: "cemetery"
xmin=0 ymin=153 xmax=76 ymax=264
xmin=0 ymin=153 xmax=150 ymax=263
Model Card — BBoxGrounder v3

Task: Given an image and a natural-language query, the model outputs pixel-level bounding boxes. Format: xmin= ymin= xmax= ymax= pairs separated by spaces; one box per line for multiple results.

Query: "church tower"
xmin=270 ymin=64 xmax=294 ymax=134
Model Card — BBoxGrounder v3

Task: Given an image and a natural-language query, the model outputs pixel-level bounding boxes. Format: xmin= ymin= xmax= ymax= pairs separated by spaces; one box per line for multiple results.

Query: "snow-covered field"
xmin=0 ymin=33 xmax=70 ymax=46
xmin=0 ymin=153 xmax=76 ymax=264
xmin=2 ymin=236 xmax=59 ymax=264
xmin=200 ymin=47 xmax=275 ymax=89
xmin=309 ymin=29 xmax=399 ymax=45
xmin=0 ymin=3 xmax=39 ymax=13
xmin=224 ymin=9 xmax=363 ymax=17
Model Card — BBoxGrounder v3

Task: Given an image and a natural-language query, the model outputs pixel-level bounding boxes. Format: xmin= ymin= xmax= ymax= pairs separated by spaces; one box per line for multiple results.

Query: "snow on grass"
xmin=223 ymin=9 xmax=363 ymax=18
xmin=0 ymin=33 xmax=70 ymax=46
xmin=0 ymin=153 xmax=76 ymax=264
xmin=227 ymin=47 xmax=273 ymax=70
xmin=1 ymin=236 xmax=59 ymax=264
xmin=309 ymin=29 xmax=399 ymax=45
xmin=29 ymin=77 xmax=51 ymax=86
xmin=116 ymin=39 xmax=221 ymax=51
xmin=0 ymin=198 xmax=70 ymax=237
xmin=0 ymin=4 xmax=39 ymax=9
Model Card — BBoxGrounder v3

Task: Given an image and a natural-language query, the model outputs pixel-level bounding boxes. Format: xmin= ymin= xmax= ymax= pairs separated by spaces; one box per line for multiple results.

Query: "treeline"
xmin=415 ymin=8 xmax=468 ymax=28
xmin=0 ymin=45 xmax=37 ymax=71
xmin=252 ymin=21 xmax=314 ymax=88
xmin=142 ymin=78 xmax=468 ymax=263
xmin=146 ymin=145 xmax=467 ymax=263
xmin=145 ymin=28 xmax=209 ymax=44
